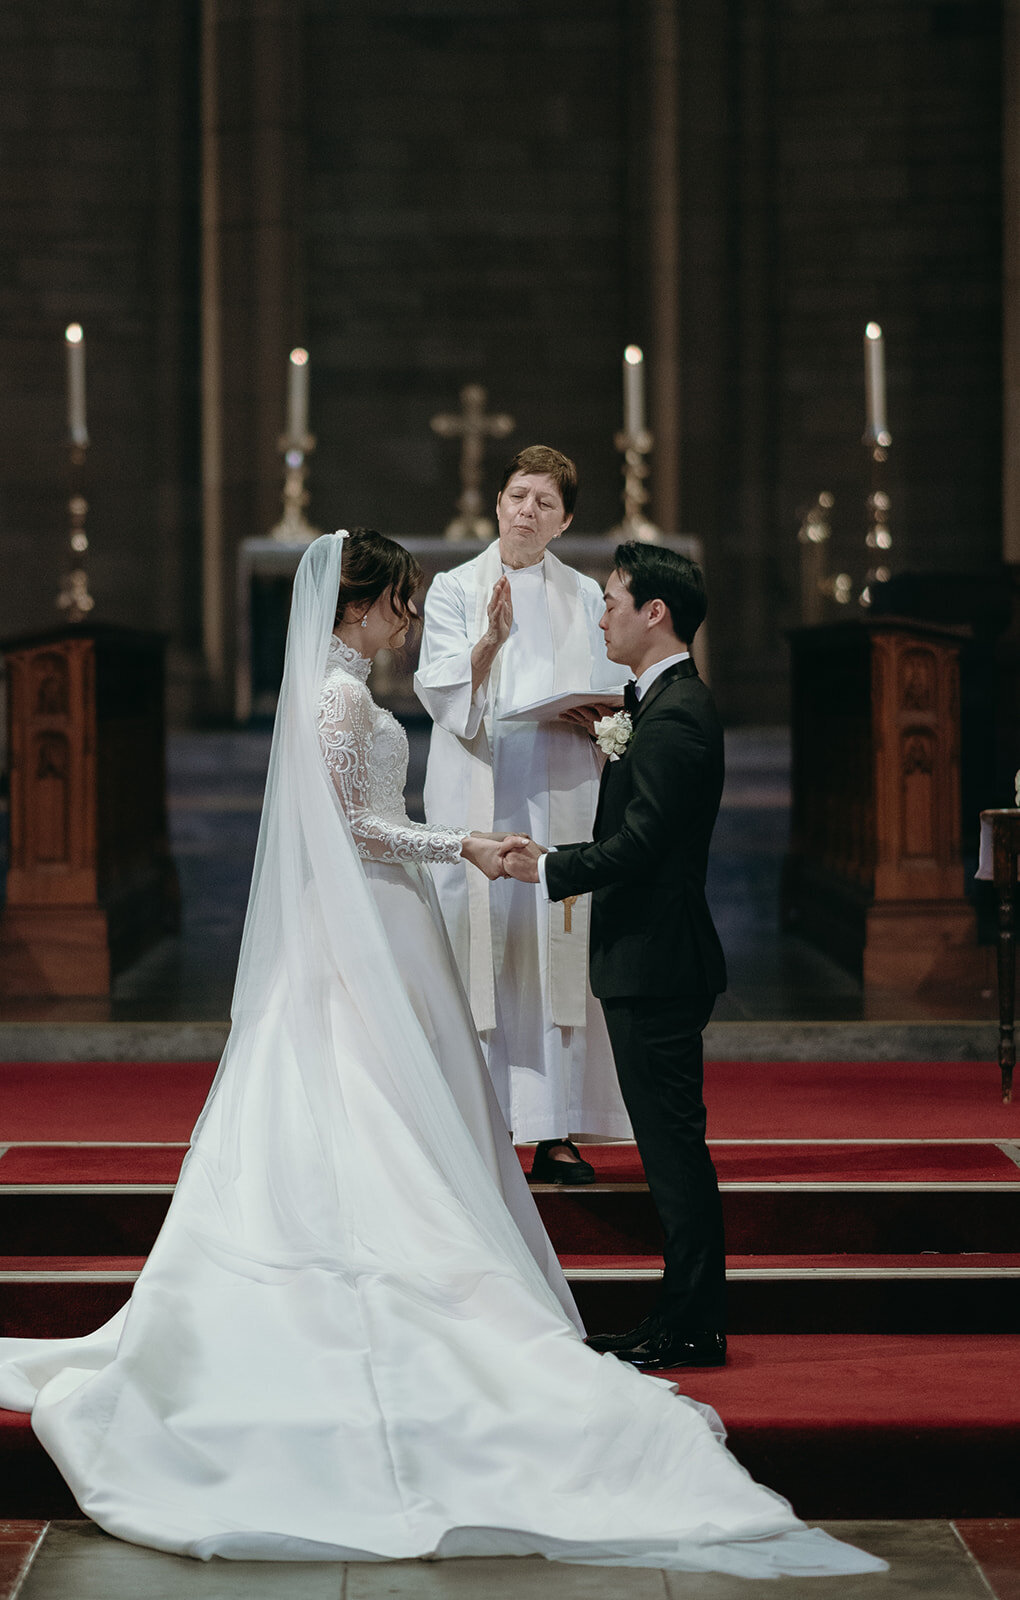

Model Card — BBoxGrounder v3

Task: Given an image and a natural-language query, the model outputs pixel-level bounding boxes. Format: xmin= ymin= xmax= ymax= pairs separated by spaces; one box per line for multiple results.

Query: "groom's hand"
xmin=462 ymin=833 xmax=533 ymax=880
xmin=559 ymin=701 xmax=620 ymax=735
xmin=498 ymin=837 xmax=545 ymax=884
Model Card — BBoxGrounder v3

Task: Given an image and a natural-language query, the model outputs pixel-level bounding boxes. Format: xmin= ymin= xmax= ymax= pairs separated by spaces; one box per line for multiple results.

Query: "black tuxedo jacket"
xmin=544 ymin=659 xmax=726 ymax=1001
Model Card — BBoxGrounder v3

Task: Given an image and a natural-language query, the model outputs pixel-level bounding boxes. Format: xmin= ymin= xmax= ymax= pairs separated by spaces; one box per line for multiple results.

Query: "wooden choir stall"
xmin=782 ymin=616 xmax=980 ymax=991
xmin=0 ymin=624 xmax=179 ymax=997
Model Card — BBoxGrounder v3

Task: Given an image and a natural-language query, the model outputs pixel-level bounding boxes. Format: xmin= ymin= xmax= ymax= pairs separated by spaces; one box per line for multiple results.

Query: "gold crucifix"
xmin=431 ymin=383 xmax=515 ymax=542
xmin=562 ymin=895 xmax=578 ymax=933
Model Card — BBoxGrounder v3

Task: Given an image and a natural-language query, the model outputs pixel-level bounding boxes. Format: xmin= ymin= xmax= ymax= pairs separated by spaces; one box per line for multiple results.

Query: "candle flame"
xmin=865 ymin=322 xmax=882 ymax=340
xmin=290 ymin=347 xmax=309 ymax=366
xmin=624 ymin=344 xmax=643 ymax=365
xmin=65 ymin=323 xmax=84 ymax=344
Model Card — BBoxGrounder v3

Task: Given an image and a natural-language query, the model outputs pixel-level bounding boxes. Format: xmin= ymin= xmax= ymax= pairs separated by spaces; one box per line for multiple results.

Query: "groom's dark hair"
xmin=614 ymin=542 xmax=707 ymax=644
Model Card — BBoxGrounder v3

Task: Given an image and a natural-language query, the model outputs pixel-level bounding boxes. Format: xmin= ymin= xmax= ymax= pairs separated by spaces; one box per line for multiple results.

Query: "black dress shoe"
xmin=528 ymin=1139 xmax=596 ymax=1185
xmin=584 ymin=1315 xmax=662 ymax=1354
xmin=592 ymin=1327 xmax=727 ymax=1371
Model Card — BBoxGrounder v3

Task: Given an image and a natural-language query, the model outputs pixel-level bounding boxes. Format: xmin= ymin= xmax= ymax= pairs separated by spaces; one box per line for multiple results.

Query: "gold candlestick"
xmin=56 ymin=440 xmax=95 ymax=621
xmin=797 ymin=492 xmax=833 ymax=623
xmin=269 ymin=434 xmax=321 ymax=544
xmin=609 ymin=427 xmax=661 ymax=542
xmin=859 ymin=430 xmax=892 ymax=607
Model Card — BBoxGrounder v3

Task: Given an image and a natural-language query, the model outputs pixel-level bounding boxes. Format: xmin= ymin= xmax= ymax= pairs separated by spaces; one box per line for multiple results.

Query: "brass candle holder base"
xmin=860 ymin=432 xmax=892 ymax=608
xmin=608 ymin=429 xmax=662 ymax=542
xmin=56 ymin=442 xmax=95 ymax=622
xmin=270 ymin=434 xmax=321 ymax=545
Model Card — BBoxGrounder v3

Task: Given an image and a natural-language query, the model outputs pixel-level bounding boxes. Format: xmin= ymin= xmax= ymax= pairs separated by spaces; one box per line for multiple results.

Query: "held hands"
xmin=461 ymin=832 xmax=530 ymax=881
xmin=497 ymin=836 xmax=545 ymax=884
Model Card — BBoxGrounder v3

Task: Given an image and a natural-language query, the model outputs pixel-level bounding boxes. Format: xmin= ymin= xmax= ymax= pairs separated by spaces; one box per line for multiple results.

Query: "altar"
xmin=234 ymin=532 xmax=706 ymax=721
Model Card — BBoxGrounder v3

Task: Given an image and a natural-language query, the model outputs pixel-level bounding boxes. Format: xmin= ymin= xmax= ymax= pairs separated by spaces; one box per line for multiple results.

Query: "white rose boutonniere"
xmin=594 ymin=710 xmax=633 ymax=761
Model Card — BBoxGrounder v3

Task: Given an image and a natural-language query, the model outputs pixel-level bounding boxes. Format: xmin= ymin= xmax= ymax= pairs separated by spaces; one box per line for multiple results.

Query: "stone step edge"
xmin=0 ymin=1019 xmax=999 ymax=1062
xmin=4 ymin=1257 xmax=1020 ymax=1284
xmin=4 ymin=1179 xmax=1019 ymax=1196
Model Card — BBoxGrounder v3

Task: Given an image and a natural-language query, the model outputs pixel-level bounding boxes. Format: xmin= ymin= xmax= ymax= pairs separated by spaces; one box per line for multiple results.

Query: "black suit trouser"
xmin=602 ymin=993 xmax=726 ymax=1334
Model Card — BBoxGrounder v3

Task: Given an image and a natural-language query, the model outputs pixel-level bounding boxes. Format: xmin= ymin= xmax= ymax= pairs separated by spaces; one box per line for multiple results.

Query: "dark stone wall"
xmin=0 ymin=1 xmax=201 ymax=670
xmin=302 ymin=0 xmax=630 ymax=539
xmin=0 ymin=0 xmax=1003 ymax=723
xmin=679 ymin=0 xmax=1002 ymax=718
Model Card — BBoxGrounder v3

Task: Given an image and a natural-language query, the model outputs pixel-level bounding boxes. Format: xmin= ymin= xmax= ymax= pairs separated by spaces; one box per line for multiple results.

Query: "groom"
xmin=500 ymin=543 xmax=727 ymax=1370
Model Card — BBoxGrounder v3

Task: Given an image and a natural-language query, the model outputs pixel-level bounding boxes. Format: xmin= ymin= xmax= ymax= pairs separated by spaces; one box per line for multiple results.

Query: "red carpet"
xmin=3 ymin=1139 xmax=1019 ymax=1186
xmin=1 ymin=1333 xmax=1017 ymax=1519
xmin=0 ymin=1148 xmax=185 ymax=1184
xmin=523 ymin=1141 xmax=1020 ymax=1185
xmin=2 ymin=1058 xmax=1019 ymax=1519
xmin=3 ymin=1059 xmax=1017 ymax=1140
xmin=0 ymin=1063 xmax=214 ymax=1140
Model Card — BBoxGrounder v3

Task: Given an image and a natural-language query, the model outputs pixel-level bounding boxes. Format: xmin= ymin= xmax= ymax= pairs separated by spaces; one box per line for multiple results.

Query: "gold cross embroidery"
xmin=563 ymin=895 xmax=578 ymax=933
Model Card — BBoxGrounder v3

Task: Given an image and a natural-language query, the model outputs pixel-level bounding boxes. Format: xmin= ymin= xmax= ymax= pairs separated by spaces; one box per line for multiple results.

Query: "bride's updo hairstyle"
xmin=334 ymin=528 xmax=425 ymax=639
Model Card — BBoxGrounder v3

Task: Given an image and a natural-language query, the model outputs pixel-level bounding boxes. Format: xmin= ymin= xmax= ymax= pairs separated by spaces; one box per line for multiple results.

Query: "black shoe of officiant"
xmin=589 ymin=1324 xmax=727 ymax=1371
xmin=528 ymin=1139 xmax=596 ymax=1185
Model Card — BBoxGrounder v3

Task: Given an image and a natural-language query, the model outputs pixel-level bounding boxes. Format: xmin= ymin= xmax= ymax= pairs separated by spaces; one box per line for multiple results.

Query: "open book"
xmin=499 ymin=688 xmax=627 ymax=723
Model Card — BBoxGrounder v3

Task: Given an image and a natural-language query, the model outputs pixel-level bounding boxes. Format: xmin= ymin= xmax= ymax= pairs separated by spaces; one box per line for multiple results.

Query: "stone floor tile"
xmin=954 ymin=1520 xmax=1020 ymax=1600
xmin=19 ymin=1521 xmax=342 ymax=1600
xmin=665 ymin=1522 xmax=996 ymax=1600
xmin=346 ymin=1555 xmax=667 ymax=1600
xmin=0 ymin=1522 xmax=46 ymax=1600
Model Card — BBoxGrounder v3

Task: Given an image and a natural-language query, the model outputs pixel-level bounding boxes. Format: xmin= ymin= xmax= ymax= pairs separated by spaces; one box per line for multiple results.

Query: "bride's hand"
xmin=461 ymin=833 xmax=528 ymax=880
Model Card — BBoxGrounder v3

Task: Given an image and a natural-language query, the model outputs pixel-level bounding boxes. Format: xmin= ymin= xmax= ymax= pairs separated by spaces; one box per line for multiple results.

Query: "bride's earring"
xmin=360 ymin=613 xmax=369 ymax=629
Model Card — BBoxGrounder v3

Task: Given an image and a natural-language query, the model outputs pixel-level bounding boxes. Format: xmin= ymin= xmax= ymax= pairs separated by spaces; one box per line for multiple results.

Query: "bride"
xmin=0 ymin=531 xmax=884 ymax=1578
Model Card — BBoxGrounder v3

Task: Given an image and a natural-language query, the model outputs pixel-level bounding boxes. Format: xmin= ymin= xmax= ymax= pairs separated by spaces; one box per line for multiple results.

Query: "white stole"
xmin=465 ymin=540 xmax=593 ymax=1030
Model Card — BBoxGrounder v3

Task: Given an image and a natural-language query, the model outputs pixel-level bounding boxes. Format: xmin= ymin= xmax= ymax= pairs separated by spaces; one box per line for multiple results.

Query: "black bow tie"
xmin=623 ymin=680 xmax=640 ymax=715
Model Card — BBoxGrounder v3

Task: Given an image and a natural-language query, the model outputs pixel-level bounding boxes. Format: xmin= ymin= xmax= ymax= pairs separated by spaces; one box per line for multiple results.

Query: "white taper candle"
xmin=623 ymin=344 xmax=646 ymax=439
xmin=288 ymin=347 xmax=310 ymax=442
xmin=65 ymin=323 xmax=88 ymax=447
xmin=864 ymin=322 xmax=887 ymax=440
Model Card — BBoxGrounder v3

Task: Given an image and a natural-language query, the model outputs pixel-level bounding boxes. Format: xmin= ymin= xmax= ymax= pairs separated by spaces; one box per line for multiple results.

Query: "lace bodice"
xmin=318 ymin=636 xmax=466 ymax=865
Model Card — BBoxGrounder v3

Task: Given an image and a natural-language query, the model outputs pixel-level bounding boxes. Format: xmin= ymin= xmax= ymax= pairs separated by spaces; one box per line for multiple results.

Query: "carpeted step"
xmin=561 ymin=1253 xmax=1020 ymax=1335
xmin=533 ymin=1183 xmax=1020 ymax=1255
xmin=519 ymin=1141 xmax=1020 ymax=1185
xmin=3 ymin=1333 xmax=1017 ymax=1520
xmin=4 ymin=1138 xmax=1018 ymax=1255
xmin=4 ymin=1060 xmax=1020 ymax=1142
xmin=4 ymin=1175 xmax=1018 ymax=1256
xmin=0 ymin=1258 xmax=144 ymax=1339
xmin=5 ymin=1139 xmax=1019 ymax=1186
xmin=5 ymin=1253 xmax=1020 ymax=1339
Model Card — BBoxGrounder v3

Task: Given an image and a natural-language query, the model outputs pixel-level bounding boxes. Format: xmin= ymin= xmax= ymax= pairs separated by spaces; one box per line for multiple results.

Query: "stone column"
xmin=200 ymin=0 xmax=304 ymax=716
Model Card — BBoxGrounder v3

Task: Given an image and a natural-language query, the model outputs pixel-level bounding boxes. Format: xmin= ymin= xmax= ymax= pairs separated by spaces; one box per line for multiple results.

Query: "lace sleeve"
xmin=318 ymin=678 xmax=466 ymax=865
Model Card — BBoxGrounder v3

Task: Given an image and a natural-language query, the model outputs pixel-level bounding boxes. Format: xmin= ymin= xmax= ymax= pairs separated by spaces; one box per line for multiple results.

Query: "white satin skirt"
xmin=0 ymin=861 xmax=885 ymax=1579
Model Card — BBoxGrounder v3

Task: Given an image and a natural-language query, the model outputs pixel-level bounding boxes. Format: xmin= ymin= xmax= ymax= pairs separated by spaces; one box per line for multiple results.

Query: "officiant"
xmin=415 ymin=446 xmax=630 ymax=1181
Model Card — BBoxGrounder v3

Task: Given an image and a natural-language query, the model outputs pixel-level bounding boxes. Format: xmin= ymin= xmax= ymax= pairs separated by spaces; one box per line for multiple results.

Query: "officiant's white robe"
xmin=415 ymin=542 xmax=631 ymax=1142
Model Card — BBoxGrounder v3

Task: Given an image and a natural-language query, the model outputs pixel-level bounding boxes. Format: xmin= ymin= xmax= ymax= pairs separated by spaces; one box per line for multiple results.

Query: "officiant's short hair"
xmin=614 ymin=542 xmax=708 ymax=644
xmin=498 ymin=445 xmax=578 ymax=516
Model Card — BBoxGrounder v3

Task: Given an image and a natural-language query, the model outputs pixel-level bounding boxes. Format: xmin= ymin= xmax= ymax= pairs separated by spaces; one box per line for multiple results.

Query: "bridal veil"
xmin=0 ymin=533 xmax=885 ymax=1578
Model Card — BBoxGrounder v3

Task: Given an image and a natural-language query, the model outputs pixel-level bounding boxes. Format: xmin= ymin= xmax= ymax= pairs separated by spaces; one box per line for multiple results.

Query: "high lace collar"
xmin=327 ymin=633 xmax=373 ymax=683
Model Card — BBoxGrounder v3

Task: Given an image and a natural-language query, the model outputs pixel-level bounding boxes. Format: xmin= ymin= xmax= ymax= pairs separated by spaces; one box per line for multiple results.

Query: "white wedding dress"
xmin=0 ymin=536 xmax=884 ymax=1579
